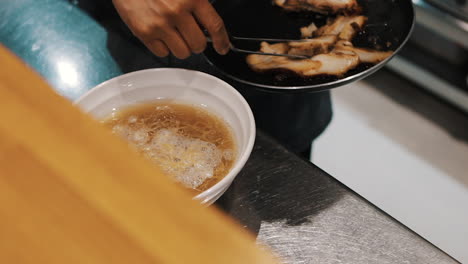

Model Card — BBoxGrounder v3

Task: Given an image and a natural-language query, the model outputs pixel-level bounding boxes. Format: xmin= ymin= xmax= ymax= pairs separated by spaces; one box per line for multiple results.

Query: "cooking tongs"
xmin=205 ymin=32 xmax=310 ymax=59
xmin=228 ymin=36 xmax=310 ymax=59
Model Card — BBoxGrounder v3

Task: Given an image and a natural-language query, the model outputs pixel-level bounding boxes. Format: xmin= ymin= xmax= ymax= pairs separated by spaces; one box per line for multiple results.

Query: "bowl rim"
xmin=74 ymin=68 xmax=256 ymax=204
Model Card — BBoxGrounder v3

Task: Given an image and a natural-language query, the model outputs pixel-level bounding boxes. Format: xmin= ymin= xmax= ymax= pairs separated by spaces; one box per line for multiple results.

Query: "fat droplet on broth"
xmin=112 ymin=124 xmax=130 ymax=138
xmin=128 ymin=115 xmax=138 ymax=123
xmin=112 ymin=124 xmax=148 ymax=144
xmin=130 ymin=128 xmax=149 ymax=145
xmin=156 ymin=105 xmax=170 ymax=111
xmin=223 ymin=149 xmax=235 ymax=161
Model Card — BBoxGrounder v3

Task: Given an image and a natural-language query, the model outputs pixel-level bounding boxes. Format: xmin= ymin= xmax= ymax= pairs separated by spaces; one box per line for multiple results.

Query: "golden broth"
xmin=104 ymin=102 xmax=236 ymax=193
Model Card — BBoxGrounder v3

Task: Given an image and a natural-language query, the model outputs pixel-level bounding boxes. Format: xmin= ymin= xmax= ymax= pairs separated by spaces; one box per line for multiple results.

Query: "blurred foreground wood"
xmin=0 ymin=45 xmax=278 ymax=264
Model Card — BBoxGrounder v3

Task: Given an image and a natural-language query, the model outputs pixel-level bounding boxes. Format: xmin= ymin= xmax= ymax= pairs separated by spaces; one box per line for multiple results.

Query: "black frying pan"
xmin=204 ymin=0 xmax=415 ymax=92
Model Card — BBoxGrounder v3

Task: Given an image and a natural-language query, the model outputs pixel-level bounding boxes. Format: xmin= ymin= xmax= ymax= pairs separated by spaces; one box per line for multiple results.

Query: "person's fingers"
xmin=176 ymin=14 xmax=207 ymax=54
xmin=145 ymin=39 xmax=170 ymax=57
xmin=161 ymin=28 xmax=192 ymax=59
xmin=193 ymin=0 xmax=230 ymax=55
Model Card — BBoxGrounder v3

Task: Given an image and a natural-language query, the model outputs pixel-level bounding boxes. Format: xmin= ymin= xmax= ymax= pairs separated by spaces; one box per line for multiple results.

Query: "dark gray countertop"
xmin=0 ymin=0 xmax=458 ymax=263
xmin=226 ymin=134 xmax=458 ymax=263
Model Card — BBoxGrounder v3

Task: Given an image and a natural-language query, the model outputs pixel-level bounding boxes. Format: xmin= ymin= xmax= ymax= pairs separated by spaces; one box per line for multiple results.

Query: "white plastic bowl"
xmin=75 ymin=68 xmax=256 ymax=204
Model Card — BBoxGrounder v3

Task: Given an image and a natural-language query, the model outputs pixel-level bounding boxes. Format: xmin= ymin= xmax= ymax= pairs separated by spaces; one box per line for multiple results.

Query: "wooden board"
xmin=0 ymin=45 xmax=278 ymax=264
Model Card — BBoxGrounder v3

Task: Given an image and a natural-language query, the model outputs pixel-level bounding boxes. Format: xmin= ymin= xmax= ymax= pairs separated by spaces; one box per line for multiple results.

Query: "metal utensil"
xmin=228 ymin=45 xmax=309 ymax=60
xmin=205 ymin=32 xmax=310 ymax=60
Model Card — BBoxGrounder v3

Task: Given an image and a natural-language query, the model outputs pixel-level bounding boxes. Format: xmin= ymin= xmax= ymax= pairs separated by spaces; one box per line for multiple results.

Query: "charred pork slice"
xmin=246 ymin=42 xmax=359 ymax=77
xmin=288 ymin=35 xmax=338 ymax=56
xmin=300 ymin=22 xmax=318 ymax=38
xmin=273 ymin=0 xmax=360 ymax=14
xmin=336 ymin=41 xmax=394 ymax=63
xmin=314 ymin=15 xmax=367 ymax=40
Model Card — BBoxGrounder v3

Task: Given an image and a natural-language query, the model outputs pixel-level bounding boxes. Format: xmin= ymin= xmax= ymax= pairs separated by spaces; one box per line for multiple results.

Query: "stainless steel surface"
xmin=388 ymin=0 xmax=468 ymax=114
xmin=423 ymin=0 xmax=468 ymax=22
xmin=0 ymin=0 xmax=459 ymax=263
xmin=387 ymin=56 xmax=468 ymax=114
xmin=220 ymin=134 xmax=459 ymax=264
xmin=412 ymin=0 xmax=468 ymax=49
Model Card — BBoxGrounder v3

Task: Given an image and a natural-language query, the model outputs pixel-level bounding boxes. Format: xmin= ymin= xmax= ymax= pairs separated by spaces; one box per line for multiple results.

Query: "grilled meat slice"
xmin=300 ymin=22 xmax=318 ymax=38
xmin=336 ymin=41 xmax=394 ymax=63
xmin=314 ymin=15 xmax=367 ymax=40
xmin=288 ymin=35 xmax=338 ymax=56
xmin=273 ymin=0 xmax=360 ymax=14
xmin=247 ymin=42 xmax=359 ymax=77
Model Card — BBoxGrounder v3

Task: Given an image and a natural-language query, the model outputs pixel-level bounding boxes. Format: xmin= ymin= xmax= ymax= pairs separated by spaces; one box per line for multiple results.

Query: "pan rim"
xmin=204 ymin=0 xmax=416 ymax=91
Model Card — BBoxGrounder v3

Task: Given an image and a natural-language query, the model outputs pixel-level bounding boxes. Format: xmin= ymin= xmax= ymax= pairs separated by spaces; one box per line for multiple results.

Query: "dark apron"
xmin=81 ymin=0 xmax=334 ymax=154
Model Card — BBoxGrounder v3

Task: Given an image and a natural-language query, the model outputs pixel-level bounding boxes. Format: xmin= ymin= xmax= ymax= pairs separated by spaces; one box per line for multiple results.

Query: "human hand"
xmin=112 ymin=0 xmax=230 ymax=59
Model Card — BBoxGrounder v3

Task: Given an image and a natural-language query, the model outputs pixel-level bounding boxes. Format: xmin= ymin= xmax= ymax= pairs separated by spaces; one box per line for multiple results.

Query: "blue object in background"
xmin=1 ymin=0 xmax=131 ymax=100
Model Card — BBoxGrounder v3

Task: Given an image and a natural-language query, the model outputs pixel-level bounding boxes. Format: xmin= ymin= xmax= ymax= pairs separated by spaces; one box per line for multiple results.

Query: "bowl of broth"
xmin=75 ymin=68 xmax=256 ymax=204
